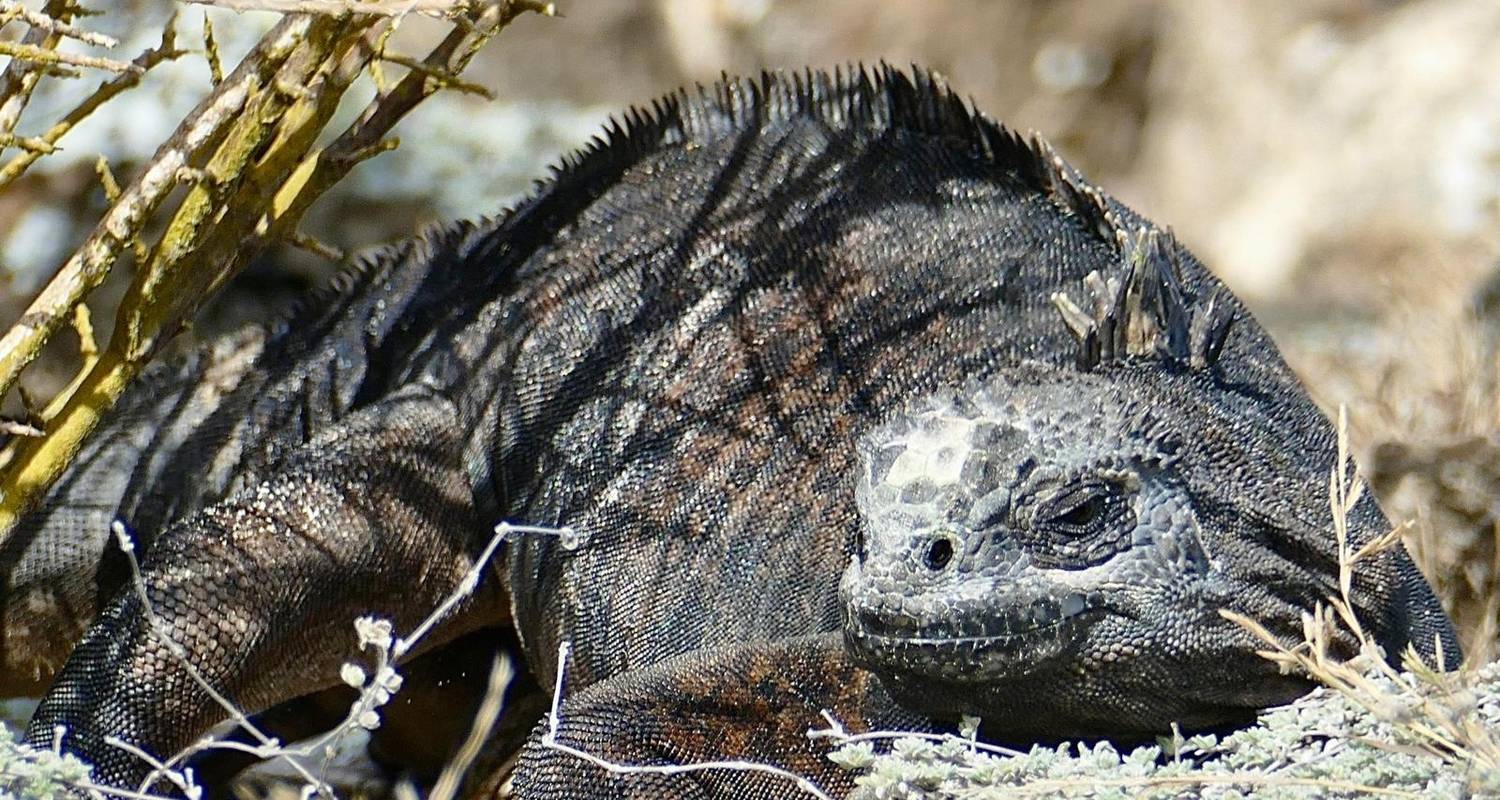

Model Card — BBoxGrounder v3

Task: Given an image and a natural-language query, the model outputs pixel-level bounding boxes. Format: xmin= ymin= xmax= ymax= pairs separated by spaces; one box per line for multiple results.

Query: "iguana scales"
xmin=4 ymin=65 xmax=1460 ymax=798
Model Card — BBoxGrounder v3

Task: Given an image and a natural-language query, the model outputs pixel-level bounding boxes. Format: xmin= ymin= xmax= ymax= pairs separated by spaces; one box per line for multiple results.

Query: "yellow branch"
xmin=0 ymin=0 xmax=552 ymax=542
xmin=0 ymin=18 xmax=314 ymax=534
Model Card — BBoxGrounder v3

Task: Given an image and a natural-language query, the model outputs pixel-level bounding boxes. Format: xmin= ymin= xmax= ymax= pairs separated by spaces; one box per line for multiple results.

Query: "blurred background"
xmin=2 ymin=0 xmax=1498 ymax=650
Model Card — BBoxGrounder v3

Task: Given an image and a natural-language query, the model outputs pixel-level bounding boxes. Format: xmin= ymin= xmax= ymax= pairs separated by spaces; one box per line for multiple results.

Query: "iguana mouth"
xmin=842 ymin=583 xmax=1111 ymax=677
xmin=851 ymin=592 xmax=1104 ymax=641
xmin=844 ymin=611 xmax=1111 ymax=688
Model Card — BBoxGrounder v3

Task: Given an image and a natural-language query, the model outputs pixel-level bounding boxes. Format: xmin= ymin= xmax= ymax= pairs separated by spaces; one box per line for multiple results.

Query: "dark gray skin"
xmin=846 ymin=365 xmax=1350 ymax=738
xmin=843 ymin=239 xmax=1460 ymax=740
xmin=8 ymin=66 xmax=1458 ymax=798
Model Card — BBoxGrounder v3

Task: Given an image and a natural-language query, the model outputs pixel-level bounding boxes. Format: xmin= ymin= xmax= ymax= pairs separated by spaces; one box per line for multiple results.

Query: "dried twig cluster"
xmin=0 ymin=0 xmax=553 ymax=543
xmin=1222 ymin=407 xmax=1500 ymax=780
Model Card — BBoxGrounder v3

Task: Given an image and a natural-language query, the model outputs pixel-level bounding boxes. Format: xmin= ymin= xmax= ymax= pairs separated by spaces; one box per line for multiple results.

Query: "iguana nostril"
xmin=923 ymin=537 xmax=954 ymax=571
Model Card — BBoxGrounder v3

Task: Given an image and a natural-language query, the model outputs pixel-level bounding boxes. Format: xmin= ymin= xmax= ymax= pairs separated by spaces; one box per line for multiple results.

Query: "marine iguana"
xmin=9 ymin=66 xmax=1460 ymax=797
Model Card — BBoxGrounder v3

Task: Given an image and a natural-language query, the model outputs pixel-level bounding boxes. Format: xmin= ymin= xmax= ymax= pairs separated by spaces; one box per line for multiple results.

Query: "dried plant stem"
xmin=429 ymin=653 xmax=514 ymax=800
xmin=0 ymin=22 xmax=185 ymax=189
xmin=1224 ymin=405 xmax=1500 ymax=784
xmin=188 ymin=0 xmax=544 ymax=19
xmin=0 ymin=0 xmax=72 ymax=135
xmin=239 ymin=0 xmax=544 ymax=259
xmin=0 ymin=39 xmax=143 ymax=74
xmin=0 ymin=131 xmax=55 ymax=152
xmin=0 ymin=16 xmax=314 ymax=531
xmin=0 ymin=1 xmax=118 ymax=48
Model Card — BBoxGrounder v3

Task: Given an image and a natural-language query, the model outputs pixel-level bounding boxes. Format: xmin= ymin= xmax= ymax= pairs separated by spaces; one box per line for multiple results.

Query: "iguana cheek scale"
xmin=5 ymin=65 xmax=1458 ymax=798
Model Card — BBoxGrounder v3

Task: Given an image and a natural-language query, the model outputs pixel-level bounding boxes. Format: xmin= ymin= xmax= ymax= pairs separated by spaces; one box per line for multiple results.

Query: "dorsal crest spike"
xmin=1031 ymin=137 xmax=1118 ymax=243
xmin=1051 ymin=227 xmax=1236 ymax=373
xmin=1189 ymin=286 xmax=1237 ymax=370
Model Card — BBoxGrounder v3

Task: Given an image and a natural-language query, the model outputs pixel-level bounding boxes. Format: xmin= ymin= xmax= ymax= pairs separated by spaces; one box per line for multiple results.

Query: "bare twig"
xmin=186 ymin=0 xmax=527 ymax=20
xmin=0 ymin=40 xmax=142 ymax=74
xmin=200 ymin=11 xmax=223 ymax=85
xmin=0 ymin=20 xmax=185 ymax=189
xmin=0 ymin=1 xmax=118 ymax=48
xmin=394 ymin=521 xmax=552 ymax=658
xmin=286 ymin=229 xmax=346 ymax=262
xmin=377 ymin=51 xmax=493 ymax=98
xmin=0 ymin=130 xmax=55 ymax=153
xmin=0 ymin=419 xmax=42 ymax=437
xmin=0 ymin=0 xmax=73 ymax=135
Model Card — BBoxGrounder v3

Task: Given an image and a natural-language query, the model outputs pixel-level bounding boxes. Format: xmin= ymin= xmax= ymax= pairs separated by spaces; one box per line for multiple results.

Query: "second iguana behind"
xmin=12 ymin=66 xmax=1460 ymax=798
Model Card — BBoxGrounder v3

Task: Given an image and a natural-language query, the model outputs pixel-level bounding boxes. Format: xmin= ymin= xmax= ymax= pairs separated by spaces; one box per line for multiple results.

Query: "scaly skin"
xmin=11 ymin=66 xmax=1458 ymax=798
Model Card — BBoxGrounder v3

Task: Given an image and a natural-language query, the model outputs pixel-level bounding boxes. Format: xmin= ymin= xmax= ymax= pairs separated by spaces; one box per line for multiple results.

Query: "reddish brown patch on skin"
xmin=563 ymin=641 xmax=886 ymax=792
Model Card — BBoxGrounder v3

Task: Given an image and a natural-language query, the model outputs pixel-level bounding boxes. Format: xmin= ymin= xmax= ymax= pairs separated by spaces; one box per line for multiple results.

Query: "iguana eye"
xmin=1017 ymin=479 xmax=1139 ymax=569
xmin=1038 ymin=482 xmax=1121 ymax=535
xmin=1051 ymin=494 xmax=1106 ymax=528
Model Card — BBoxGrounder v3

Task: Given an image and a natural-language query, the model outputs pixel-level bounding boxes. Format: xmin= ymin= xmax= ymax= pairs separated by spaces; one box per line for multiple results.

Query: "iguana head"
xmin=840 ymin=230 xmax=1459 ymax=739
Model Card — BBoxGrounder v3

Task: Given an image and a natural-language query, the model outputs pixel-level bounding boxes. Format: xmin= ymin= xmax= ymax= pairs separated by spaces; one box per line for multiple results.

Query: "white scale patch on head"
xmin=883 ymin=415 xmax=977 ymax=490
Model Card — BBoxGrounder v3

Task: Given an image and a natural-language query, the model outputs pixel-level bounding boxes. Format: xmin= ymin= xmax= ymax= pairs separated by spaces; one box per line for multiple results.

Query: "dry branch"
xmin=0 ymin=1 xmax=119 ymax=48
xmin=0 ymin=0 xmax=74 ymax=135
xmin=0 ymin=1 xmax=551 ymax=539
xmin=0 ymin=22 xmax=185 ymax=188
xmin=188 ymin=0 xmax=507 ymax=19
xmin=0 ymin=21 xmax=311 ymax=535
xmin=0 ymin=39 xmax=143 ymax=74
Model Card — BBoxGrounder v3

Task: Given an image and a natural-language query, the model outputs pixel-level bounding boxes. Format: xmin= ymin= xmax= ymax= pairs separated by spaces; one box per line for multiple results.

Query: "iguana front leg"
xmin=509 ymin=633 xmax=933 ymax=800
xmin=0 ymin=330 xmax=266 ymax=697
xmin=25 ymin=384 xmax=506 ymax=790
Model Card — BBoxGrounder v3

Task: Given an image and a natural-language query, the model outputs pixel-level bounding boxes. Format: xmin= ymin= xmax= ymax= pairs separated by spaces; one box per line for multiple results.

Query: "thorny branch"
xmin=0 ymin=0 xmax=75 ymax=136
xmin=0 ymin=1 xmax=118 ymax=48
xmin=0 ymin=0 xmax=553 ymax=538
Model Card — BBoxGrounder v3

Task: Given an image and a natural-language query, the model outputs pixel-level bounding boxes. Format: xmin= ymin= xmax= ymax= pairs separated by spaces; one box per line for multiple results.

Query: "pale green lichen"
xmin=834 ymin=662 xmax=1500 ymax=799
xmin=0 ymin=724 xmax=102 ymax=800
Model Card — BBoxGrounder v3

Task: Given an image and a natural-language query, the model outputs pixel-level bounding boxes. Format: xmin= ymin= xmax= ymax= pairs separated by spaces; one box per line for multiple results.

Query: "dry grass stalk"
xmin=1223 ymin=406 xmax=1500 ymax=787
